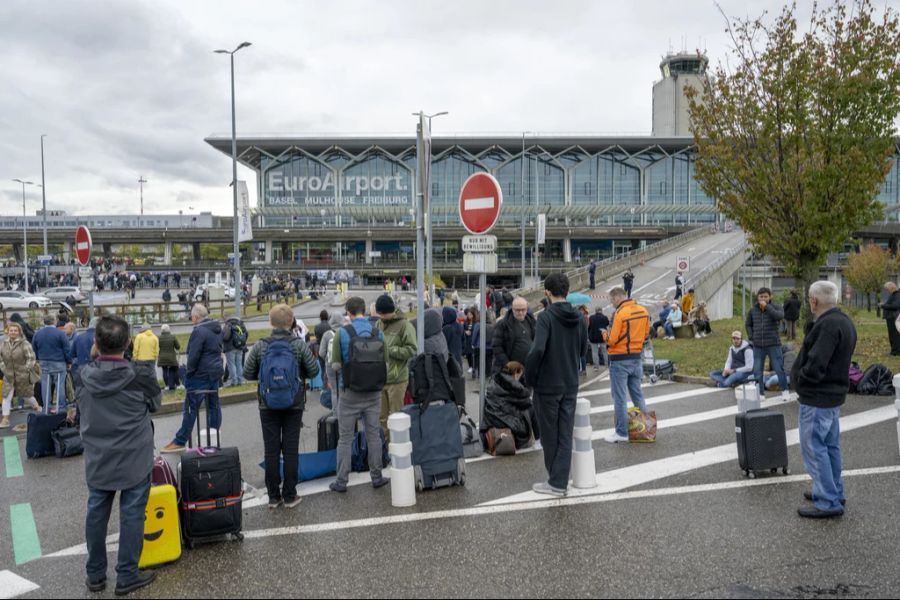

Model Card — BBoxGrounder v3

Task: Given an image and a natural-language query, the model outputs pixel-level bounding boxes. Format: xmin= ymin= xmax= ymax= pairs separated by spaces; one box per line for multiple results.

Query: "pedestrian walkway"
xmin=1 ymin=369 xmax=898 ymax=597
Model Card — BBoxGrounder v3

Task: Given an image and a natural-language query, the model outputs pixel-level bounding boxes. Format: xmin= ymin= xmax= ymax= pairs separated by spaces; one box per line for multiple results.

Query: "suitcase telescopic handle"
xmin=188 ymin=389 xmax=220 ymax=449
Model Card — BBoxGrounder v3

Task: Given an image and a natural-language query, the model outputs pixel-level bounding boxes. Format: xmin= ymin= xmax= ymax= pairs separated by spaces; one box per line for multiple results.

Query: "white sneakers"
xmin=603 ymin=432 xmax=629 ymax=444
xmin=695 ymin=333 xmax=702 ymax=339
xmin=533 ymin=439 xmax=543 ymax=451
xmin=532 ymin=482 xmax=567 ymax=497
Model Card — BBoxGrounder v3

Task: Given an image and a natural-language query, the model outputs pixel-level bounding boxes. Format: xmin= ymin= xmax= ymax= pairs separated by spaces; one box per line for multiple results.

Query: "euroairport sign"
xmin=264 ymin=171 xmax=412 ymax=208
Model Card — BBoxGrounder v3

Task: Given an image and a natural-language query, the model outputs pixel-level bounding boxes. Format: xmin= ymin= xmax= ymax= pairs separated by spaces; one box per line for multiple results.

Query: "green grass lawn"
xmin=159 ymin=382 xmax=258 ymax=405
xmin=653 ymin=307 xmax=900 ymax=378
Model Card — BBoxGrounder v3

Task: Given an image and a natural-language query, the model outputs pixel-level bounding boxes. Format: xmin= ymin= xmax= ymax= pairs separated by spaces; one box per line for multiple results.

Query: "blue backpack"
xmin=259 ymin=338 xmax=301 ymax=410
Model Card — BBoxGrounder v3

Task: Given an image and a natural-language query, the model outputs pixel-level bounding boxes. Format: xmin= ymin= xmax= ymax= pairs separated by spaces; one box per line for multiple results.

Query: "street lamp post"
xmin=521 ymin=132 xmax=528 ymax=287
xmin=13 ymin=179 xmax=35 ymax=293
xmin=138 ymin=176 xmax=147 ymax=225
xmin=412 ymin=110 xmax=448 ymax=315
xmin=40 ymin=135 xmax=48 ymax=256
xmin=216 ymin=41 xmax=252 ymax=319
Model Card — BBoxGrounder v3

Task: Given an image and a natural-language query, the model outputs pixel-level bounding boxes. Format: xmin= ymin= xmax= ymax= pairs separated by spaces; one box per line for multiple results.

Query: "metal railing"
xmin=684 ymin=239 xmax=750 ymax=291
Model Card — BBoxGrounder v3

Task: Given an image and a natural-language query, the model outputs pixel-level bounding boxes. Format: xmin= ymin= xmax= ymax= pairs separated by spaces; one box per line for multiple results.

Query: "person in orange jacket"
xmin=603 ymin=287 xmax=651 ymax=444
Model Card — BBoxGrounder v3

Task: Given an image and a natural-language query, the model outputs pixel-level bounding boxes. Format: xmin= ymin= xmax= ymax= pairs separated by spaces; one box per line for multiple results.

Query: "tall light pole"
xmin=40 ymin=135 xmax=48 ymax=256
xmin=138 ymin=176 xmax=147 ymax=220
xmin=521 ymin=132 xmax=529 ymax=287
xmin=13 ymin=179 xmax=35 ymax=293
xmin=412 ymin=110 xmax=448 ymax=311
xmin=216 ymin=41 xmax=252 ymax=319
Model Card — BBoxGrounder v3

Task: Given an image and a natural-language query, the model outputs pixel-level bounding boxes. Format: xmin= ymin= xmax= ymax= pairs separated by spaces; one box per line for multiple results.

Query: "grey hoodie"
xmin=76 ymin=359 xmax=161 ymax=490
xmin=423 ymin=308 xmax=448 ymax=361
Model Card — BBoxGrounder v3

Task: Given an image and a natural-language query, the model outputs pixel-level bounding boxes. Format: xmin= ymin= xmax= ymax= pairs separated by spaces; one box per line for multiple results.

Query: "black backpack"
xmin=856 ymin=364 xmax=894 ymax=396
xmin=229 ymin=321 xmax=248 ymax=351
xmin=410 ymin=353 xmax=456 ymax=408
xmin=342 ymin=325 xmax=387 ymax=393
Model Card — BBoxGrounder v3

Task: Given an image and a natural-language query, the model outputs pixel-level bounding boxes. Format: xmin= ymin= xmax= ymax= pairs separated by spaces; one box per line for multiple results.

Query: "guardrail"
xmin=514 ymin=226 xmax=713 ymax=306
xmin=684 ymin=239 xmax=750 ymax=291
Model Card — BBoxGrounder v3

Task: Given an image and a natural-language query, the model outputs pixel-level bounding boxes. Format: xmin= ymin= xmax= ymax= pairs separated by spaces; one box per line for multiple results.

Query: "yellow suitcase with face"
xmin=139 ymin=484 xmax=182 ymax=568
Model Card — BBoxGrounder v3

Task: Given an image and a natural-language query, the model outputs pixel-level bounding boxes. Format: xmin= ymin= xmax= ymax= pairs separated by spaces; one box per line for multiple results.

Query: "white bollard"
xmin=894 ymin=375 xmax=900 ymax=456
xmin=571 ymin=398 xmax=597 ymax=489
xmin=387 ymin=412 xmax=416 ymax=507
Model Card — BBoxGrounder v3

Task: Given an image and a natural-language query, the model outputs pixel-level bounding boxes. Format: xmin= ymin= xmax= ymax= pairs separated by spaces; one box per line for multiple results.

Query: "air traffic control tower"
xmin=652 ymin=52 xmax=709 ymax=136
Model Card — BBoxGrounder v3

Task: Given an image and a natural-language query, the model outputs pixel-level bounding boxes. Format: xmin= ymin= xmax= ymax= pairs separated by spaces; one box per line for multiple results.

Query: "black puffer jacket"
xmin=745 ymin=302 xmax=785 ymax=348
xmin=482 ymin=372 xmax=533 ymax=449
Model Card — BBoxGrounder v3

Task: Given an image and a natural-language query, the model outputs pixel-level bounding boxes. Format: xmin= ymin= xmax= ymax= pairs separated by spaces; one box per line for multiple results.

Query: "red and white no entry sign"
xmin=458 ymin=172 xmax=503 ymax=235
xmin=676 ymin=256 xmax=690 ymax=272
xmin=75 ymin=226 xmax=92 ymax=266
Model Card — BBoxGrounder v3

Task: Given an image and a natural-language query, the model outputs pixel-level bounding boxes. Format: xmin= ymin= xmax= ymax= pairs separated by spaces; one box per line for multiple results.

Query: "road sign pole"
xmin=479 ymin=271 xmax=486 ymax=424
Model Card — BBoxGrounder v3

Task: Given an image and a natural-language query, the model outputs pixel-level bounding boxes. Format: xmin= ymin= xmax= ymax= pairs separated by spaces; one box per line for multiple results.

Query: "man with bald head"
xmin=493 ymin=297 xmax=536 ymax=374
xmin=879 ymin=281 xmax=900 ymax=356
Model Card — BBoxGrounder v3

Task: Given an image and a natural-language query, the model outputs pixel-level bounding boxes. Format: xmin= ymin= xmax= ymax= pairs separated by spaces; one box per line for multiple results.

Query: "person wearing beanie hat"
xmin=375 ymin=295 xmax=416 ymax=430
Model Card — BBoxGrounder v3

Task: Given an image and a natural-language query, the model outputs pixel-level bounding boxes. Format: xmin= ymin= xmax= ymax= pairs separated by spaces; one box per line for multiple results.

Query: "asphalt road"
xmin=2 ymin=368 xmax=898 ymax=598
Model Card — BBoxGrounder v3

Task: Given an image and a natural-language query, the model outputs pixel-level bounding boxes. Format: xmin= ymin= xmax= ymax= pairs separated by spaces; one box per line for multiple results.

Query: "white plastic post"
xmin=387 ymin=412 xmax=416 ymax=507
xmin=571 ymin=398 xmax=597 ymax=489
xmin=894 ymin=375 xmax=900 ymax=456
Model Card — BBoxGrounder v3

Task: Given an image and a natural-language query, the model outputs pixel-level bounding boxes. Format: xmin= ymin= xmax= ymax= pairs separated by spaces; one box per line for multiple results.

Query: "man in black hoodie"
xmin=791 ymin=281 xmax=856 ymax=519
xmin=525 ymin=273 xmax=588 ymax=497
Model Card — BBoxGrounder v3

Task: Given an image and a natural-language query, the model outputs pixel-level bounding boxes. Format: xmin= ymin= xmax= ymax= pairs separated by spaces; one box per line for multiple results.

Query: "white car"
xmin=42 ymin=287 xmax=87 ymax=304
xmin=0 ymin=291 xmax=53 ymax=311
xmin=193 ymin=283 xmax=235 ymax=302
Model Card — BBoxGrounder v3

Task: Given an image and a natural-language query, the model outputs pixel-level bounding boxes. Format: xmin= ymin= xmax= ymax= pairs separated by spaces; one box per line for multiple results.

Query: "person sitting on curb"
xmin=765 ymin=343 xmax=797 ymax=391
xmin=663 ymin=303 xmax=683 ymax=340
xmin=710 ymin=331 xmax=754 ymax=388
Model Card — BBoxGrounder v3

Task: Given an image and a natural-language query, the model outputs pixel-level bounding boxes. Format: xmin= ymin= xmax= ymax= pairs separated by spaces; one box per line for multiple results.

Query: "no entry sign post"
xmin=76 ymin=226 xmax=94 ymax=318
xmin=458 ymin=172 xmax=503 ymax=422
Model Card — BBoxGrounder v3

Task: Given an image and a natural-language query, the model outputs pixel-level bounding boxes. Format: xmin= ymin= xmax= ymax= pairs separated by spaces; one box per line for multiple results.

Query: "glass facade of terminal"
xmin=250 ymin=140 xmax=732 ymax=229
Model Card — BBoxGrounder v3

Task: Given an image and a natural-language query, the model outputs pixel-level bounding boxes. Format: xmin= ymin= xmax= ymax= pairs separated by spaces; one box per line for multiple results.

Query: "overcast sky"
xmin=1 ymin=0 xmax=895 ymax=218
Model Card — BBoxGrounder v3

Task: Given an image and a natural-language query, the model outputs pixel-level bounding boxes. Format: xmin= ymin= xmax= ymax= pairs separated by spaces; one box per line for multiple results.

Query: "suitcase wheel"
xmin=771 ymin=468 xmax=777 ymax=474
xmin=457 ymin=458 xmax=466 ymax=487
xmin=232 ymin=533 xmax=244 ymax=542
xmin=747 ymin=471 xmax=756 ymax=479
xmin=782 ymin=467 xmax=790 ymax=476
xmin=414 ymin=465 xmax=424 ymax=492
xmin=185 ymin=540 xmax=195 ymax=550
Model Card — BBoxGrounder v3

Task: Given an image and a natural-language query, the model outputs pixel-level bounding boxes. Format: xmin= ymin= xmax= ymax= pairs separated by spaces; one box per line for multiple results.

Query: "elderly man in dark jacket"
xmin=791 ymin=281 xmax=856 ymax=519
xmin=78 ymin=315 xmax=160 ymax=595
xmin=492 ymin=297 xmax=536 ymax=374
xmin=163 ymin=304 xmax=224 ymax=452
xmin=879 ymin=282 xmax=900 ymax=356
xmin=746 ymin=287 xmax=787 ymax=395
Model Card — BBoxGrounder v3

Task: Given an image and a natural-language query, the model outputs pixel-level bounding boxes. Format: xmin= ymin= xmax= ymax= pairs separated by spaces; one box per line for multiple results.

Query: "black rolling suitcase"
xmin=317 ymin=414 xmax=339 ymax=451
xmin=735 ymin=409 xmax=789 ymax=479
xmin=179 ymin=392 xmax=243 ymax=548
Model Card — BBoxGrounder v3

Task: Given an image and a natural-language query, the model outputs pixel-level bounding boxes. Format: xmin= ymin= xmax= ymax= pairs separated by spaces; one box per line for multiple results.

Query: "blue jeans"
xmin=39 ymin=360 xmax=67 ymax=413
xmin=664 ymin=323 xmax=675 ymax=337
xmin=85 ymin=475 xmax=151 ymax=584
xmin=753 ymin=346 xmax=787 ymax=393
xmin=225 ymin=350 xmax=245 ymax=385
xmin=609 ymin=358 xmax=648 ymax=437
xmin=173 ymin=377 xmax=222 ymax=446
xmin=710 ymin=369 xmax=753 ymax=388
xmin=534 ymin=392 xmax=576 ymax=490
xmin=799 ymin=405 xmax=844 ymax=512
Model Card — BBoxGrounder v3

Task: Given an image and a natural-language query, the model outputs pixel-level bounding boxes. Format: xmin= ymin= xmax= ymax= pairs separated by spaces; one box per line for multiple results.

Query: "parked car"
xmin=0 ymin=291 xmax=53 ymax=311
xmin=42 ymin=286 xmax=86 ymax=304
xmin=193 ymin=283 xmax=235 ymax=302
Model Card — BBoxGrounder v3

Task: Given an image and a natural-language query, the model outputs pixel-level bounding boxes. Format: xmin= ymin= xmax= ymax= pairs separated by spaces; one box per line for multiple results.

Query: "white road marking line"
xmin=463 ymin=197 xmax=495 ymax=210
xmin=579 ymin=373 xmax=608 ymax=389
xmin=588 ymin=386 xmax=726 ymax=413
xmin=480 ymin=404 xmax=895 ymax=506
xmin=631 ymin=269 xmax=674 ymax=295
xmin=172 ymin=466 xmax=900 ymax=544
xmin=0 ymin=570 xmax=40 ymax=598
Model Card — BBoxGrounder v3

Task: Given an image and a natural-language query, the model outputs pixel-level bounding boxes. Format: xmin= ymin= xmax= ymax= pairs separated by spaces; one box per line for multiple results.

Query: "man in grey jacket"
xmin=76 ymin=315 xmax=161 ymax=596
xmin=745 ymin=287 xmax=787 ymax=395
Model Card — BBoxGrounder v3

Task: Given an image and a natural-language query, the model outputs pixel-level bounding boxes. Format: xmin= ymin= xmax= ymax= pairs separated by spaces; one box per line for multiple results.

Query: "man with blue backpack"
xmin=328 ymin=296 xmax=390 ymax=493
xmin=243 ymin=304 xmax=319 ymax=509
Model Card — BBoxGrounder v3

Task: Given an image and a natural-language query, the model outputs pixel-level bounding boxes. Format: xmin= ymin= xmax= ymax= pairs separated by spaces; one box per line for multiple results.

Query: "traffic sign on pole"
xmin=75 ymin=226 xmax=92 ymax=266
xmin=458 ymin=173 xmax=503 ymax=235
xmin=676 ymin=256 xmax=691 ymax=272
